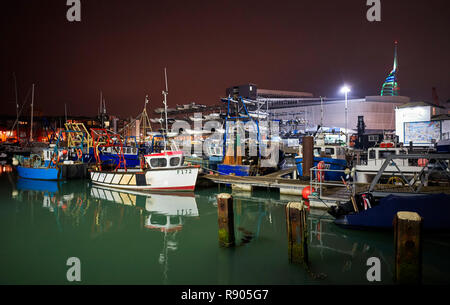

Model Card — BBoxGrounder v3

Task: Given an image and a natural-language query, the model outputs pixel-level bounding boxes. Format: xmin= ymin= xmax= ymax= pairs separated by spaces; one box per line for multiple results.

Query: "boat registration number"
xmin=177 ymin=169 xmax=192 ymax=175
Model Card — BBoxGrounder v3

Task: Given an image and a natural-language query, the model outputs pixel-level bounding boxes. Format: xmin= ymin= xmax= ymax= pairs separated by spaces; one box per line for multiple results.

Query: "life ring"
xmin=316 ymin=161 xmax=325 ymax=182
xmin=76 ymin=149 xmax=83 ymax=160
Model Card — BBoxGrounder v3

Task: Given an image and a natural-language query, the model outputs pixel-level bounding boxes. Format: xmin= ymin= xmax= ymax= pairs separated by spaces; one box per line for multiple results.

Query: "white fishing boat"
xmin=90 ymin=150 xmax=200 ymax=191
xmin=354 ymin=138 xmax=423 ymax=183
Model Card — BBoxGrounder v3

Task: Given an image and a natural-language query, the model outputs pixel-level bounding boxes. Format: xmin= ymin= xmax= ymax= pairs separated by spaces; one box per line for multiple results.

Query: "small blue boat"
xmin=14 ymin=149 xmax=88 ymax=180
xmin=16 ymin=165 xmax=60 ymax=180
xmin=332 ymin=193 xmax=450 ymax=230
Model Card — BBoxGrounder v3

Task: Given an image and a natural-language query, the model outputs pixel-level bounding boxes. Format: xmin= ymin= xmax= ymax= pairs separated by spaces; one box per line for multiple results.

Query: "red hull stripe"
xmin=150 ymin=185 xmax=195 ymax=191
xmin=144 ymin=151 xmax=184 ymax=157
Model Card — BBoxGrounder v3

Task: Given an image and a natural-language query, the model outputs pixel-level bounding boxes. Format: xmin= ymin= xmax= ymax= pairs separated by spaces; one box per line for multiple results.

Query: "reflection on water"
xmin=1 ymin=172 xmax=450 ymax=284
xmin=90 ymin=185 xmax=199 ymax=283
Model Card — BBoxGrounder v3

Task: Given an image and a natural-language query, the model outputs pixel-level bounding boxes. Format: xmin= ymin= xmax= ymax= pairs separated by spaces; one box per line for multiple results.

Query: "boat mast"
xmin=100 ymin=91 xmax=103 ymax=128
xmin=13 ymin=73 xmax=20 ymax=143
xmin=320 ymin=96 xmax=324 ymax=128
xmin=162 ymin=68 xmax=169 ymax=151
xmin=30 ymin=83 xmax=35 ymax=142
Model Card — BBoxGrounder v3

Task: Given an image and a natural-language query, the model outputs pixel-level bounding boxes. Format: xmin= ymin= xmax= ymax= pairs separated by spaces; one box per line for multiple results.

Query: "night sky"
xmin=2 ymin=0 xmax=449 ymax=118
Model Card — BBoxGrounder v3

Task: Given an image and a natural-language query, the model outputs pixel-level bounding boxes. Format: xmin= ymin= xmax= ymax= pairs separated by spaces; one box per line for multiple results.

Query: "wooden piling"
xmin=394 ymin=211 xmax=422 ymax=284
xmin=302 ymin=136 xmax=314 ymax=178
xmin=286 ymin=201 xmax=308 ymax=264
xmin=217 ymin=193 xmax=235 ymax=247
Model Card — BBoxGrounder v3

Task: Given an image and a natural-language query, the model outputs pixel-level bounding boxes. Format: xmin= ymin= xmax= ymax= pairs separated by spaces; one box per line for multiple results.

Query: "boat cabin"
xmin=144 ymin=151 xmax=184 ymax=169
xmin=313 ymin=146 xmax=346 ymax=159
xmin=298 ymin=144 xmax=346 ymax=160
xmin=43 ymin=147 xmax=70 ymax=165
xmin=366 ymin=146 xmax=409 ymax=166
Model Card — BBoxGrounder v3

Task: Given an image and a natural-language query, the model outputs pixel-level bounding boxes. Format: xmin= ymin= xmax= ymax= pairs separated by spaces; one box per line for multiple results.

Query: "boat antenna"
xmin=162 ymin=67 xmax=169 ymax=151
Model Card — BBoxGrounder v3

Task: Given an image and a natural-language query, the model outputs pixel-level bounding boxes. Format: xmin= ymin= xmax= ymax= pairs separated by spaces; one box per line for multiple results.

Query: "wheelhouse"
xmin=367 ymin=147 xmax=409 ymax=166
xmin=144 ymin=151 xmax=184 ymax=169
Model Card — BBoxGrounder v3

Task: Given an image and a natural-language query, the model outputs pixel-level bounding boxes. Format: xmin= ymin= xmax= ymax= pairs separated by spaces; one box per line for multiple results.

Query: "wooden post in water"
xmin=217 ymin=193 xmax=235 ymax=247
xmin=394 ymin=211 xmax=422 ymax=284
xmin=302 ymin=136 xmax=314 ymax=178
xmin=286 ymin=201 xmax=308 ymax=264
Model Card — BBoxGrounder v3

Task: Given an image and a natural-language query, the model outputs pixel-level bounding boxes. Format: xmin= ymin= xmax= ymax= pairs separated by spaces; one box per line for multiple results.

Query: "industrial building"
xmin=225 ymin=83 xmax=410 ymax=132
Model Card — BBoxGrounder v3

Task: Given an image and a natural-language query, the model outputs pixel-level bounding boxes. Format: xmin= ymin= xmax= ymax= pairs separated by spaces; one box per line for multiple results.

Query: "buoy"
xmin=418 ymin=158 xmax=428 ymax=167
xmin=302 ymin=186 xmax=315 ymax=200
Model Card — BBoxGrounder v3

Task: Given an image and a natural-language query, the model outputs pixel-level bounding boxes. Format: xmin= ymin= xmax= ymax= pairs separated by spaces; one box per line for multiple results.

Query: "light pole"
xmin=340 ymin=85 xmax=351 ymax=146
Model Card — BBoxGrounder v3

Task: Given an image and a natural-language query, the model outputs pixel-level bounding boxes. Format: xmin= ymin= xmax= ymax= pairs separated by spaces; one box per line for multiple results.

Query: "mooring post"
xmin=394 ymin=211 xmax=422 ymax=284
xmin=286 ymin=201 xmax=308 ymax=264
xmin=302 ymin=136 xmax=314 ymax=178
xmin=217 ymin=193 xmax=235 ymax=247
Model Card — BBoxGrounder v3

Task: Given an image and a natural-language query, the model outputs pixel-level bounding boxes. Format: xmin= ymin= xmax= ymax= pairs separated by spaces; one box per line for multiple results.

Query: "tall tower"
xmin=380 ymin=41 xmax=400 ymax=96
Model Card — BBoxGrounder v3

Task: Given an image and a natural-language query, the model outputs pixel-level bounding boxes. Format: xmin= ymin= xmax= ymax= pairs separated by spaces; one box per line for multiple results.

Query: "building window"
xmin=368 ymin=135 xmax=379 ymax=142
xmin=325 ymin=148 xmax=335 ymax=155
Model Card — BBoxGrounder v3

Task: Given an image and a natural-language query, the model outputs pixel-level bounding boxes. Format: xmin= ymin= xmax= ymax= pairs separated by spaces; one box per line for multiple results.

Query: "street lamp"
xmin=340 ymin=85 xmax=351 ymax=146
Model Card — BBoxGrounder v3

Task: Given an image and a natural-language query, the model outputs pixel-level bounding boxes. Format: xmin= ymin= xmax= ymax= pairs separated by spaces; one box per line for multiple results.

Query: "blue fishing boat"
xmin=295 ymin=133 xmax=347 ymax=181
xmin=13 ymin=147 xmax=88 ymax=180
xmin=88 ymin=145 xmax=142 ymax=168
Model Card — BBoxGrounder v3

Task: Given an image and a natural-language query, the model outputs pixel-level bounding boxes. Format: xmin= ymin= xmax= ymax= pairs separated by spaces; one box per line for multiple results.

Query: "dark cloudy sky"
xmin=1 ymin=0 xmax=449 ymax=118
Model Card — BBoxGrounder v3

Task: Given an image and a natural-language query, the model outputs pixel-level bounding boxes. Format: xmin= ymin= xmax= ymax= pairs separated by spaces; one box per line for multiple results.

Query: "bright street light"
xmin=340 ymin=86 xmax=351 ymax=94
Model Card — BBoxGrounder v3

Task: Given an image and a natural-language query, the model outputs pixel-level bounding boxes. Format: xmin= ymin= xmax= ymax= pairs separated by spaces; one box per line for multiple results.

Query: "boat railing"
xmin=309 ymin=166 xmax=355 ymax=200
xmin=368 ymin=153 xmax=450 ymax=196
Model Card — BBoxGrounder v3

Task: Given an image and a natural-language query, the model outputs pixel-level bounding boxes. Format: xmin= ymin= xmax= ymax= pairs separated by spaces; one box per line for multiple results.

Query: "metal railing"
xmin=368 ymin=153 xmax=450 ymax=196
xmin=309 ymin=166 xmax=355 ymax=200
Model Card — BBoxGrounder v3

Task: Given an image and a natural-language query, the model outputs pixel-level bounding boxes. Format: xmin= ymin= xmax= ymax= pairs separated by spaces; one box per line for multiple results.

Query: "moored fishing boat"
xmin=89 ymin=150 xmax=200 ymax=191
xmin=13 ymin=146 xmax=88 ymax=180
xmin=354 ymin=138 xmax=423 ymax=183
xmin=295 ymin=133 xmax=347 ymax=181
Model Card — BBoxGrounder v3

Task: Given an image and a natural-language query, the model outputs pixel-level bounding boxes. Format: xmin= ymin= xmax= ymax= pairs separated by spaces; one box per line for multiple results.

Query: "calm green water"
xmin=1 ymin=166 xmax=450 ymax=285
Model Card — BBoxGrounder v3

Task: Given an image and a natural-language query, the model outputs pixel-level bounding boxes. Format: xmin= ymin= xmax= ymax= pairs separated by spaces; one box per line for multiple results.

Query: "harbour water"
xmin=1 ymin=166 xmax=450 ymax=285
